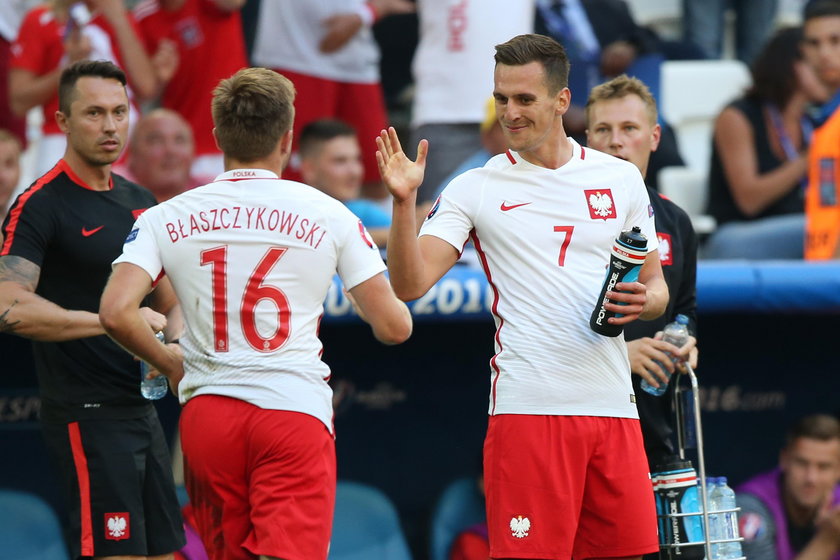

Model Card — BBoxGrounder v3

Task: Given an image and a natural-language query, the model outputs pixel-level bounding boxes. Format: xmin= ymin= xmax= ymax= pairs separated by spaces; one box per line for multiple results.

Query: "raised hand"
xmin=375 ymin=127 xmax=428 ymax=203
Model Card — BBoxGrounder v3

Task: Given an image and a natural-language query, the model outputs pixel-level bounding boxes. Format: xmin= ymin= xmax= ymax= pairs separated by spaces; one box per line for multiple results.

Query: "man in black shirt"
xmin=0 ymin=60 xmax=185 ymax=559
xmin=585 ymin=74 xmax=699 ymax=467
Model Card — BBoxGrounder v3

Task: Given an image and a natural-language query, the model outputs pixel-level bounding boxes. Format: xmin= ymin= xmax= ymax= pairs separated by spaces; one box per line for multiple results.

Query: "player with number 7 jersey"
xmin=100 ymin=68 xmax=412 ymax=560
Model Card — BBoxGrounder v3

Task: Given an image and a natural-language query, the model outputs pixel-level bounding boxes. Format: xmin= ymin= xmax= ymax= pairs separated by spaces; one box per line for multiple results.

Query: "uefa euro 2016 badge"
xmin=510 ymin=515 xmax=531 ymax=538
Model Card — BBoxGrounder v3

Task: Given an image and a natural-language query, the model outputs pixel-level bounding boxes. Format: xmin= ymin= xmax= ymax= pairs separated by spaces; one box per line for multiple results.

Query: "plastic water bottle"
xmin=705 ymin=477 xmax=723 ymax=559
xmin=140 ymin=331 xmax=168 ymax=400
xmin=715 ymin=477 xmax=743 ymax=559
xmin=640 ymin=314 xmax=691 ymax=396
xmin=590 ymin=226 xmax=648 ymax=337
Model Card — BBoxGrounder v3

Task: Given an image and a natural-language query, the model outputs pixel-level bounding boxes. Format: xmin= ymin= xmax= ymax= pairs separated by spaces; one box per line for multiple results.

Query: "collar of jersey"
xmin=214 ymin=169 xmax=280 ymax=182
xmin=506 ymin=137 xmax=584 ymax=170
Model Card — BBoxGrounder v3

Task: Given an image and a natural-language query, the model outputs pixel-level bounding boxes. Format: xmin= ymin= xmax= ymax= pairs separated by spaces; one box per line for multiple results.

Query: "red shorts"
xmin=272 ymin=68 xmax=388 ymax=184
xmin=180 ymin=395 xmax=336 ymax=560
xmin=484 ymin=415 xmax=658 ymax=560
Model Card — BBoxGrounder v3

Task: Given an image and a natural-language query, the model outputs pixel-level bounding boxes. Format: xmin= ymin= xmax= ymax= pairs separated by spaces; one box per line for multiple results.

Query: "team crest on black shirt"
xmin=657 ymin=232 xmax=673 ymax=266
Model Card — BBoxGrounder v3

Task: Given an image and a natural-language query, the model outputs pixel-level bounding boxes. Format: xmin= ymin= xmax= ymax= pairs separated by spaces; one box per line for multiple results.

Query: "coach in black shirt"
xmin=0 ymin=60 xmax=184 ymax=559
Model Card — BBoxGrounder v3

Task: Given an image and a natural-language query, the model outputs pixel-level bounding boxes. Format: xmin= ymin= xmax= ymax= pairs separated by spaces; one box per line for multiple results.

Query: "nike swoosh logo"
xmin=500 ymin=201 xmax=532 ymax=212
xmin=81 ymin=226 xmax=104 ymax=237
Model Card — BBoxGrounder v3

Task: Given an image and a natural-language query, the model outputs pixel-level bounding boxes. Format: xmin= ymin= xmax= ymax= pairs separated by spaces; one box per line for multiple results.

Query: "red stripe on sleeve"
xmin=1 ymin=163 xmax=65 ymax=255
xmin=68 ymin=422 xmax=95 ymax=557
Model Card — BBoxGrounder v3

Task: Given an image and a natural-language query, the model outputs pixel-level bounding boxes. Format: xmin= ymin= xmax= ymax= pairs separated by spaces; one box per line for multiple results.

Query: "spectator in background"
xmin=300 ymin=119 xmax=391 ymax=247
xmin=0 ymin=0 xmax=37 ymax=147
xmin=705 ymin=27 xmax=827 ymax=260
xmin=134 ymin=0 xmax=248 ymax=180
xmin=534 ymin=0 xmax=694 ymax=190
xmin=802 ymin=0 xmax=840 ymax=260
xmin=409 ymin=0 xmax=534 ymax=202
xmin=585 ymin=75 xmax=698 ymax=469
xmin=682 ymin=0 xmax=779 ymax=65
xmin=0 ymin=129 xmax=22 ymax=226
xmin=10 ymin=0 xmax=158 ymax=176
xmin=251 ymin=0 xmax=414 ymax=195
xmin=737 ymin=414 xmax=840 ymax=560
xmin=118 ymin=108 xmax=204 ymax=202
xmin=431 ymin=97 xmax=509 ymax=201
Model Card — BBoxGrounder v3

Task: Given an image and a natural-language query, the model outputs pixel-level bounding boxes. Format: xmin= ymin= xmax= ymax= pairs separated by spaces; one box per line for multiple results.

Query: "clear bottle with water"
xmin=640 ymin=314 xmax=690 ymax=396
xmin=705 ymin=477 xmax=723 ymax=559
xmin=714 ymin=477 xmax=743 ymax=559
xmin=140 ymin=331 xmax=168 ymax=400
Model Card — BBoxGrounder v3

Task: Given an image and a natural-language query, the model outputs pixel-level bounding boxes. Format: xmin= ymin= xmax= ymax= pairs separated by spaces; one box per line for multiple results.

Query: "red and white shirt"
xmin=114 ymin=169 xmax=386 ymax=431
xmin=420 ymin=139 xmax=657 ymax=419
xmin=133 ymin=0 xmax=247 ymax=157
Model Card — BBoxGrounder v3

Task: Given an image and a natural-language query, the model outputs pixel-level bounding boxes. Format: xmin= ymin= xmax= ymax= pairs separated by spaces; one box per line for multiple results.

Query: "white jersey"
xmin=411 ymin=0 xmax=534 ymax=127
xmin=114 ymin=169 xmax=386 ymax=431
xmin=252 ymin=0 xmax=379 ymax=83
xmin=420 ymin=140 xmax=656 ymax=418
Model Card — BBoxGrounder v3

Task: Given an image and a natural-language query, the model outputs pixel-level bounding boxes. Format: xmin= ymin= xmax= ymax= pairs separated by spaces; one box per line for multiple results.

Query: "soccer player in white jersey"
xmin=100 ymin=67 xmax=412 ymax=560
xmin=377 ymin=34 xmax=668 ymax=560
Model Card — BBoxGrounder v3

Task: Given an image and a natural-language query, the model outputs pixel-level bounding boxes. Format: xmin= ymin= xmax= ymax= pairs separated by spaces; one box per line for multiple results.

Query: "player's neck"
xmin=519 ymin=134 xmax=574 ymax=170
xmin=62 ymin=151 xmax=113 ymax=191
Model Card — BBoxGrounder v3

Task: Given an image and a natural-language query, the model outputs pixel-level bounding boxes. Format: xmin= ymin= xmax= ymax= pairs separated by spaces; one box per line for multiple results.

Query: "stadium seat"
xmin=328 ymin=481 xmax=412 ymax=560
xmin=658 ymin=166 xmax=718 ymax=235
xmin=429 ymin=477 xmax=486 ymax=560
xmin=0 ymin=489 xmax=69 ymax=560
xmin=660 ymin=60 xmax=751 ymax=175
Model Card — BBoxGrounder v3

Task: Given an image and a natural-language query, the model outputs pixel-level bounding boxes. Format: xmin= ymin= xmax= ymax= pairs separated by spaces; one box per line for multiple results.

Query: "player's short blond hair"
xmin=212 ymin=68 xmax=296 ymax=162
xmin=584 ymin=75 xmax=658 ymax=127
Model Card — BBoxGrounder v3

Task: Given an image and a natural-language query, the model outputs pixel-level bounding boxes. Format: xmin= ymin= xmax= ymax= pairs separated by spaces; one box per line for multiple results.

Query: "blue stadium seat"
xmin=429 ymin=477 xmax=486 ymax=560
xmin=328 ymin=481 xmax=412 ymax=560
xmin=0 ymin=489 xmax=69 ymax=560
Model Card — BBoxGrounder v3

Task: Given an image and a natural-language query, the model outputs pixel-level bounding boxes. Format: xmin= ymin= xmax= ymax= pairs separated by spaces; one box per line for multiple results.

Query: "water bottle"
xmin=140 ymin=331 xmax=168 ymax=400
xmin=715 ymin=477 xmax=743 ymax=559
xmin=640 ymin=314 xmax=691 ymax=396
xmin=653 ymin=458 xmax=705 ymax=560
xmin=590 ymin=226 xmax=648 ymax=337
xmin=705 ymin=477 xmax=723 ymax=559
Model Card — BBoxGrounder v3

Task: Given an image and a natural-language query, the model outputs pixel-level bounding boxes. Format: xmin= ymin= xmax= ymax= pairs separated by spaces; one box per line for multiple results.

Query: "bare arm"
xmin=714 ymin=107 xmax=807 ymax=217
xmin=209 ymin=0 xmax=246 ymax=11
xmin=100 ymin=262 xmax=183 ymax=383
xmin=0 ymin=256 xmax=105 ymax=340
xmin=8 ymin=25 xmax=92 ymax=116
xmin=605 ymin=250 xmax=668 ymax=324
xmin=377 ymin=127 xmax=459 ymax=301
xmin=347 ymin=272 xmax=412 ymax=345
xmin=92 ymin=0 xmax=158 ymax=101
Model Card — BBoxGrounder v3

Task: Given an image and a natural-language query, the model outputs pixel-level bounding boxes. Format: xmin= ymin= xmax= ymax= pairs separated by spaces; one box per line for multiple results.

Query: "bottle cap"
xmin=617 ymin=227 xmax=648 ymax=251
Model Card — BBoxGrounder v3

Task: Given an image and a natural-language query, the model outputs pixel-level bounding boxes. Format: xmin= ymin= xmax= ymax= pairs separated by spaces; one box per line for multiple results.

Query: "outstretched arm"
xmin=376 ymin=127 xmax=459 ymax=301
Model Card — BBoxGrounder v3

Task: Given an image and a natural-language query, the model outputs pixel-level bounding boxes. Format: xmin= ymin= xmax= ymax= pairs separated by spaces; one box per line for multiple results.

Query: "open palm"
xmin=375 ymin=127 xmax=428 ymax=203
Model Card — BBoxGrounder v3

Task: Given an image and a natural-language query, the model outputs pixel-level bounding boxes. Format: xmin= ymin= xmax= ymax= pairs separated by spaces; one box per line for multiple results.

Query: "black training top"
xmin=1 ymin=159 xmax=157 ymax=422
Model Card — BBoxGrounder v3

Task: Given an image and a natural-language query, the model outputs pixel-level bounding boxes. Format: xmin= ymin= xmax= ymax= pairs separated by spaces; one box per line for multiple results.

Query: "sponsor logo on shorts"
xmin=105 ymin=512 xmax=130 ymax=541
xmin=510 ymin=515 xmax=531 ymax=538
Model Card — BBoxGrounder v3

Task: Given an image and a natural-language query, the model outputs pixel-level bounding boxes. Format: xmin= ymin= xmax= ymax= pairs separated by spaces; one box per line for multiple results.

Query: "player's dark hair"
xmin=804 ymin=0 xmax=840 ymax=21
xmin=494 ymin=34 xmax=570 ymax=94
xmin=299 ymin=119 xmax=357 ymax=160
xmin=785 ymin=414 xmax=840 ymax=447
xmin=58 ymin=60 xmax=127 ymax=116
xmin=212 ymin=67 xmax=296 ymax=162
